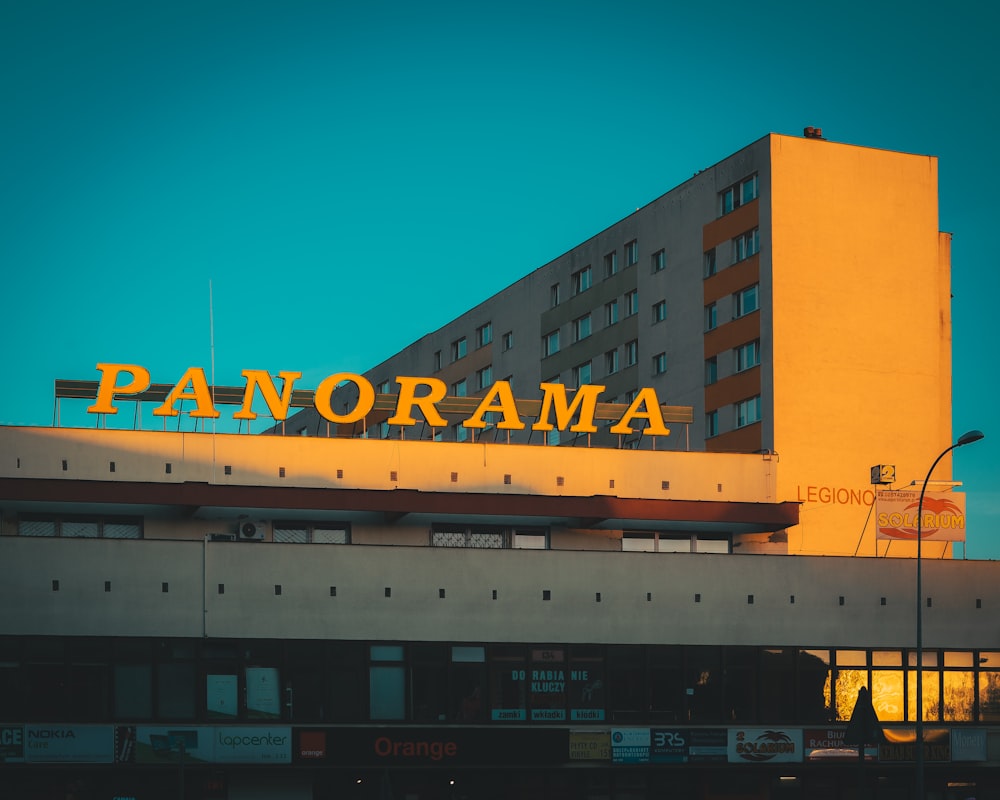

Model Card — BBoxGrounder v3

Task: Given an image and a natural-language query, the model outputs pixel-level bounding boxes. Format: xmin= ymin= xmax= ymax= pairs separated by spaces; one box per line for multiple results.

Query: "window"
xmin=604 ymin=251 xmax=618 ymax=278
xmin=476 ymin=322 xmax=492 ymax=349
xmin=705 ymin=356 xmax=717 ymax=385
xmin=451 ymin=338 xmax=467 ymax=362
xmin=736 ymin=396 xmax=761 ymax=428
xmin=573 ymin=361 xmax=592 ymax=387
xmin=651 ymin=300 xmax=667 ymax=324
xmin=543 ymin=330 xmax=560 ymax=357
xmin=550 ymin=284 xmax=561 ymax=308
xmin=431 ymin=524 xmax=508 ymax=548
xmin=513 ymin=528 xmax=548 ymax=549
xmin=624 ymin=290 xmax=638 ymax=317
xmin=732 ymin=228 xmax=760 ymax=264
xmin=735 ymin=340 xmax=760 ymax=372
xmin=433 ymin=350 xmax=442 ymax=371
xmin=370 ymin=645 xmax=405 ymax=720
xmin=501 ymin=331 xmax=514 ymax=351
xmin=624 ymin=240 xmax=638 ymax=267
xmin=477 ymin=365 xmax=493 ymax=390
xmin=453 ymin=423 xmax=468 ymax=442
xmin=377 ymin=380 xmax=391 ymax=394
xmin=652 ymin=353 xmax=667 ymax=376
xmin=18 ymin=517 xmax=141 ymax=539
xmin=624 ymin=339 xmax=638 ymax=367
xmin=651 ymin=249 xmax=665 ymax=272
xmin=572 ymin=314 xmax=592 ymax=342
xmin=706 ymin=409 xmax=719 ymax=437
xmin=572 ymin=266 xmax=592 ymax=295
xmin=273 ymin=522 xmax=350 ymax=544
xmin=452 ymin=378 xmax=467 ymax=397
xmin=605 ymin=300 xmax=619 ymax=327
xmin=719 ymin=173 xmax=758 ymax=216
xmin=734 ymin=284 xmax=759 ymax=318
xmin=605 ymin=349 xmax=619 ymax=375
xmin=704 ymin=303 xmax=717 ymax=331
xmin=704 ymin=249 xmax=717 ymax=278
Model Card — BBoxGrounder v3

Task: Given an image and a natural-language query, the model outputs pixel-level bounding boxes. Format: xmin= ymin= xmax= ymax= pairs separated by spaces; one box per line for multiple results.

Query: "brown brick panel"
xmin=704 ymin=366 xmax=761 ymax=413
xmin=706 ymin=422 xmax=762 ymax=453
xmin=702 ymin=199 xmax=759 ymax=251
xmin=703 ymin=312 xmax=761 ymax=359
xmin=702 ymin=255 xmax=760 ymax=305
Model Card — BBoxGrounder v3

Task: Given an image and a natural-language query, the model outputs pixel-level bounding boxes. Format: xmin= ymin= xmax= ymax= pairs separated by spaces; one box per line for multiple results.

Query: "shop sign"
xmin=951 ymin=728 xmax=987 ymax=761
xmin=132 ymin=727 xmax=207 ymax=764
xmin=878 ymin=728 xmax=950 ymax=762
xmin=651 ymin=728 xmax=688 ymax=763
xmin=213 ymin=726 xmax=290 ymax=763
xmin=728 ymin=728 xmax=802 ymax=763
xmin=297 ymin=730 xmax=326 ymax=760
xmin=804 ymin=727 xmax=876 ymax=761
xmin=324 ymin=727 xmax=567 ymax=766
xmin=25 ymin=725 xmax=114 ymax=763
xmin=86 ymin=364 xmax=677 ymax=438
xmin=568 ymin=666 xmax=605 ymax=721
xmin=611 ymin=728 xmax=650 ymax=764
xmin=130 ymin=726 xmax=290 ymax=764
xmin=687 ymin=729 xmax=727 ymax=762
xmin=569 ymin=730 xmax=610 ymax=760
xmin=0 ymin=725 xmax=24 ymax=762
xmin=876 ymin=490 xmax=967 ymax=542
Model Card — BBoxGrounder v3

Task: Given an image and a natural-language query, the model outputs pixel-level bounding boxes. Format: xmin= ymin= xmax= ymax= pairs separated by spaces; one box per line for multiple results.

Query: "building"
xmin=2 ymin=131 xmax=992 ymax=800
xmin=0 ymin=422 xmax=998 ymax=800
xmin=279 ymin=129 xmax=952 ymax=559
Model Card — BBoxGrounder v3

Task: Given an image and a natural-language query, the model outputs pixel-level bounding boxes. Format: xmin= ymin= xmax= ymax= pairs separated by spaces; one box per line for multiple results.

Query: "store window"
xmin=489 ymin=645 xmax=528 ymax=721
xmin=369 ymin=645 xmax=405 ymax=720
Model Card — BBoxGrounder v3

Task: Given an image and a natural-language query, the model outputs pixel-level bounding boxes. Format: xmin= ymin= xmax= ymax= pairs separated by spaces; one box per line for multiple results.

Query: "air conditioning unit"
xmin=237 ymin=520 xmax=268 ymax=541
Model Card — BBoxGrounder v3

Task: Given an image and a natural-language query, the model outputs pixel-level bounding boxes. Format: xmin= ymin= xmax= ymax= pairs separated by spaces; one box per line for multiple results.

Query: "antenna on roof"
xmin=209 ymin=280 xmax=216 ymax=435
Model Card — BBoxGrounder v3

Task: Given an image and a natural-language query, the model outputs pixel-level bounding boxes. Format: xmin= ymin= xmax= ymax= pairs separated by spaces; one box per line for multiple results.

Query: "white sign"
xmin=876 ymin=490 xmax=967 ymax=542
xmin=728 ymin=728 xmax=802 ymax=763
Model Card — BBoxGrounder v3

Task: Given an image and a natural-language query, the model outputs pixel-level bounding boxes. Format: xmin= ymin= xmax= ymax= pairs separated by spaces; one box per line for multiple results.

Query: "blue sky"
xmin=2 ymin=1 xmax=997 ymax=555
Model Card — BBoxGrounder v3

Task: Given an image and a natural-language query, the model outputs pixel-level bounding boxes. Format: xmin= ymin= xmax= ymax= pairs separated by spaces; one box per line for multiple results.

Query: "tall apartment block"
xmin=282 ymin=130 xmax=953 ymax=558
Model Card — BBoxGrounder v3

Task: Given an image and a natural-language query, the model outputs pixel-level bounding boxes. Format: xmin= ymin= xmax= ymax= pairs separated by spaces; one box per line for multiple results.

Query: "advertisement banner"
xmin=246 ymin=667 xmax=282 ymax=719
xmin=134 ymin=727 xmax=208 ymax=764
xmin=729 ymin=728 xmax=802 ymax=764
xmin=611 ymin=728 xmax=650 ymax=764
xmin=213 ymin=727 xmax=291 ymax=764
xmin=687 ymin=729 xmax=727 ymax=763
xmin=0 ymin=725 xmax=24 ymax=763
xmin=876 ymin=490 xmax=967 ymax=542
xmin=25 ymin=725 xmax=114 ymax=763
xmin=651 ymin=728 xmax=688 ymax=763
xmin=569 ymin=730 xmax=610 ymax=761
xmin=952 ymin=729 xmax=987 ymax=761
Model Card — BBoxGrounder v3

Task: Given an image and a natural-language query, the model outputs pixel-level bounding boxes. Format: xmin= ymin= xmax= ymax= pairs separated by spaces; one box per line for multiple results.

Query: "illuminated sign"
xmin=875 ymin=490 xmax=967 ymax=542
xmin=85 ymin=364 xmax=679 ymax=437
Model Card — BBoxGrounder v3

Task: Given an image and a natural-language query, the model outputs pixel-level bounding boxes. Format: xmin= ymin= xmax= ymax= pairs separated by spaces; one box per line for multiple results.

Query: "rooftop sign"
xmin=81 ymin=364 xmax=692 ymax=437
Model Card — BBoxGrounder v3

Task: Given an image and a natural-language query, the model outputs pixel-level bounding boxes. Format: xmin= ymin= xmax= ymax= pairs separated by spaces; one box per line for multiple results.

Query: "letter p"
xmin=87 ymin=363 xmax=151 ymax=415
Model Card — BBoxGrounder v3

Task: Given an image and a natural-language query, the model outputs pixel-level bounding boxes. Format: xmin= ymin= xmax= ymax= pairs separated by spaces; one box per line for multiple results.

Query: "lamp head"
xmin=957 ymin=430 xmax=985 ymax=447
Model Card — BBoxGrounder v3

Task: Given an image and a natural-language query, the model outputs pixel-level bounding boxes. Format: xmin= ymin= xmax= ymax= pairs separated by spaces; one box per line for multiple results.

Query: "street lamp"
xmin=915 ymin=429 xmax=984 ymax=799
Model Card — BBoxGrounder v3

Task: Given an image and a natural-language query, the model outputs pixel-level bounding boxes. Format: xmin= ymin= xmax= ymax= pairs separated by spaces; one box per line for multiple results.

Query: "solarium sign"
xmin=86 ymin=363 xmax=680 ymax=437
xmin=875 ymin=490 xmax=967 ymax=542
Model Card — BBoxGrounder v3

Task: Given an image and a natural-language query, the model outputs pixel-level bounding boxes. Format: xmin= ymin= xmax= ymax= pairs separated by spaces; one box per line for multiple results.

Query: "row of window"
xmin=427 ymin=322 xmax=515 ymax=374
xmin=542 ymin=290 xmax=650 ymax=358
xmin=704 ymin=227 xmax=759 ymax=279
xmin=551 ymin=243 xmax=665 ymax=309
xmin=5 ymin=636 xmax=998 ymax=727
xmin=704 ymin=340 xmax=761 ymax=386
xmin=705 ymin=284 xmax=759 ymax=332
xmin=718 ymin=174 xmax=759 ymax=217
xmin=705 ymin=395 xmax=761 ymax=438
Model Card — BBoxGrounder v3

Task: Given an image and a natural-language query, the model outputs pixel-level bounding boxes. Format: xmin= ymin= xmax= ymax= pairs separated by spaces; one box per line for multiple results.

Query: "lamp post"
xmin=915 ymin=429 xmax=984 ymax=799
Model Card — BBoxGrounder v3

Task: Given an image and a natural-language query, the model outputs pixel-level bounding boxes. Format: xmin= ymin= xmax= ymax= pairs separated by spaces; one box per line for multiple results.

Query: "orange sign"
xmin=875 ymin=490 xmax=967 ymax=542
xmin=86 ymin=363 xmax=676 ymax=437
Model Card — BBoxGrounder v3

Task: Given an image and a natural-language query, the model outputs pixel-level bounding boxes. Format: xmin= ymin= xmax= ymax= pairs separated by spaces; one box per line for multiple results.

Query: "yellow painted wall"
xmin=768 ymin=135 xmax=952 ymax=556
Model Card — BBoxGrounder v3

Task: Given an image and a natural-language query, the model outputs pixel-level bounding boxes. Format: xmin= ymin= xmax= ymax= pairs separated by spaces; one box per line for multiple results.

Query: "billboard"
xmin=876 ymin=490 xmax=966 ymax=542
